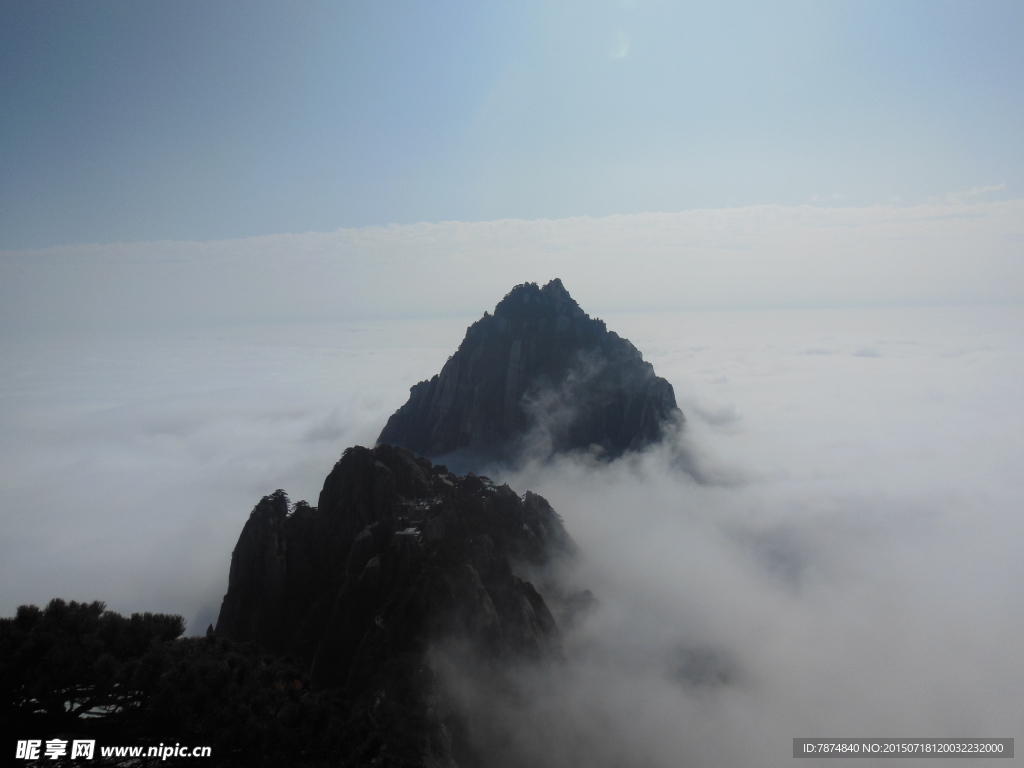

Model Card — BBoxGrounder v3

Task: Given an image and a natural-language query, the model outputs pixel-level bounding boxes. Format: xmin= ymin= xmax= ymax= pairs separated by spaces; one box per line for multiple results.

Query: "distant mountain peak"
xmin=378 ymin=279 xmax=682 ymax=472
xmin=492 ymin=278 xmax=582 ymax=318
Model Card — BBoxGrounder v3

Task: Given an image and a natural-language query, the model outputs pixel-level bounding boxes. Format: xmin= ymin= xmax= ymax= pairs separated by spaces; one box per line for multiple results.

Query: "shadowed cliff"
xmin=215 ymin=445 xmax=580 ymax=765
xmin=377 ymin=279 xmax=682 ymax=472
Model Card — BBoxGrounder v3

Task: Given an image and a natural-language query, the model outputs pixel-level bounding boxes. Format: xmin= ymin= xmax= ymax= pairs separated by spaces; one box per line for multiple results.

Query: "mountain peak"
xmin=378 ymin=280 xmax=682 ymax=471
xmin=492 ymin=278 xmax=581 ymax=320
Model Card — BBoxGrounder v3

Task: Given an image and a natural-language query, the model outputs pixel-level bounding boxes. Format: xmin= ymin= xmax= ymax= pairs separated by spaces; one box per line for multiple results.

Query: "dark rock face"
xmin=212 ymin=280 xmax=676 ymax=763
xmin=377 ymin=278 xmax=682 ymax=471
xmin=215 ymin=444 xmax=574 ymax=765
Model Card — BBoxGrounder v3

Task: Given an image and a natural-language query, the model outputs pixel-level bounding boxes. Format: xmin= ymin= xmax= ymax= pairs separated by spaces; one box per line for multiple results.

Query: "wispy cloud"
xmin=965 ymin=183 xmax=1008 ymax=197
xmin=3 ymin=200 xmax=1022 ymax=338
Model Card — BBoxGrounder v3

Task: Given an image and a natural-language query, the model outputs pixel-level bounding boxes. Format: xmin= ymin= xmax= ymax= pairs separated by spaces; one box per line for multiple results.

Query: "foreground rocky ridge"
xmin=378 ymin=279 xmax=682 ymax=471
xmin=215 ymin=444 xmax=576 ymax=765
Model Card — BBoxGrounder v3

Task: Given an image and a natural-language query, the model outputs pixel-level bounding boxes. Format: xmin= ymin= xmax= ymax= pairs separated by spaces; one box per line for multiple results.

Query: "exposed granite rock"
xmin=377 ymin=279 xmax=682 ymax=471
xmin=215 ymin=444 xmax=574 ymax=766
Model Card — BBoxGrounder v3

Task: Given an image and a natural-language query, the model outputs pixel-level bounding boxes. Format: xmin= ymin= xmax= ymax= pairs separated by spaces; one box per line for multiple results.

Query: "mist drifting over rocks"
xmin=429 ymin=433 xmax=1024 ymax=767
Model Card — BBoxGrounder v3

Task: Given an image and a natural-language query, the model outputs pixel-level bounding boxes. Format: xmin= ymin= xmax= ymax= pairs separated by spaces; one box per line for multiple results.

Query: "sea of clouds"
xmin=2 ymin=203 xmax=1022 ymax=764
xmin=456 ymin=305 xmax=1024 ymax=766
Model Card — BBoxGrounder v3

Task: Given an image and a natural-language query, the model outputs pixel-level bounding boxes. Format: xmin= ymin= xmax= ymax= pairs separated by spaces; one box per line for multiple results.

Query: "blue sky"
xmin=2 ymin=0 xmax=1022 ymax=250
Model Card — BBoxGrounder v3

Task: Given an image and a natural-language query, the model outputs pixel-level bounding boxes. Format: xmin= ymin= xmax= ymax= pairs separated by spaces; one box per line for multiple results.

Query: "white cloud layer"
xmin=2 ymin=200 xmax=1022 ymax=336
xmin=482 ymin=305 xmax=1024 ymax=765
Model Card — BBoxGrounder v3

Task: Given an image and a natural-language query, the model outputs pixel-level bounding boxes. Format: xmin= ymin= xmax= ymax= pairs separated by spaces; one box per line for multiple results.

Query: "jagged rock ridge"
xmin=378 ymin=278 xmax=682 ymax=471
xmin=215 ymin=444 xmax=577 ymax=765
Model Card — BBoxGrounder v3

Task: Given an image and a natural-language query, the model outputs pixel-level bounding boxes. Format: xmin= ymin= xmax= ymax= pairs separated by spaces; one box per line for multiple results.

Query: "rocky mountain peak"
xmin=378 ymin=279 xmax=682 ymax=472
xmin=492 ymin=277 xmax=580 ymax=319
